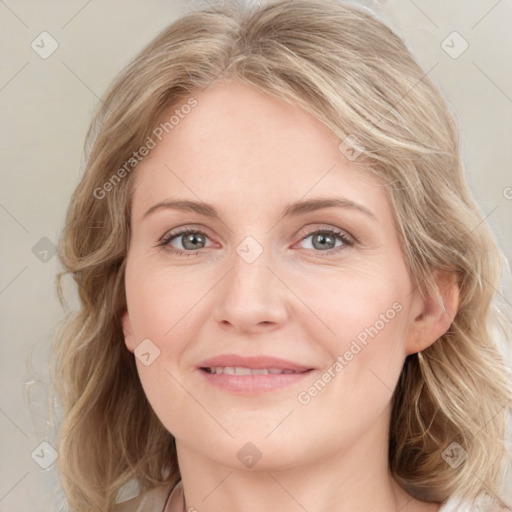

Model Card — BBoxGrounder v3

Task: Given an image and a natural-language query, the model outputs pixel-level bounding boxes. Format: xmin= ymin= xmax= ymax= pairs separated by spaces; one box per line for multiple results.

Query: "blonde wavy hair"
xmin=50 ymin=0 xmax=512 ymax=510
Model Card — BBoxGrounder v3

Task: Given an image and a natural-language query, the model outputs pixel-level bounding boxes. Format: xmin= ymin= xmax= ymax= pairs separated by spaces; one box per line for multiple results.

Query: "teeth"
xmin=251 ymin=369 xmax=269 ymax=375
xmin=207 ymin=366 xmax=297 ymax=375
xmin=235 ymin=367 xmax=252 ymax=375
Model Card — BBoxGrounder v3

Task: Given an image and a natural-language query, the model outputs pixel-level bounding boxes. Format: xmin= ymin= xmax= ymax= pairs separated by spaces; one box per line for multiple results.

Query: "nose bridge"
xmin=213 ymin=233 xmax=288 ymax=330
xmin=229 ymin=234 xmax=275 ymax=302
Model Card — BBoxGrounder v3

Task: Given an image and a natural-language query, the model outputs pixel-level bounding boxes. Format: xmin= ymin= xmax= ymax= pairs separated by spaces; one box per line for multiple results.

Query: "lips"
xmin=196 ymin=354 xmax=314 ymax=394
xmin=197 ymin=354 xmax=313 ymax=373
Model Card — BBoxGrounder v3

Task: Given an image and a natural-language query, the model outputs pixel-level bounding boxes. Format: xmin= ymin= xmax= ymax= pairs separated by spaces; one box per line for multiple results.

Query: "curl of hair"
xmin=50 ymin=0 xmax=512 ymax=510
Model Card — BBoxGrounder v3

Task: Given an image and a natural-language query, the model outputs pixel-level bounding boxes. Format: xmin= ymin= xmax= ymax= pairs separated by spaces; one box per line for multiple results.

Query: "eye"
xmin=296 ymin=227 xmax=354 ymax=255
xmin=157 ymin=227 xmax=211 ymax=256
xmin=157 ymin=225 xmax=355 ymax=257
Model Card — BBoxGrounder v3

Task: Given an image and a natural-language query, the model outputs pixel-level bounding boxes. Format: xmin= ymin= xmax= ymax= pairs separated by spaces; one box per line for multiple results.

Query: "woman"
xmin=51 ymin=0 xmax=512 ymax=511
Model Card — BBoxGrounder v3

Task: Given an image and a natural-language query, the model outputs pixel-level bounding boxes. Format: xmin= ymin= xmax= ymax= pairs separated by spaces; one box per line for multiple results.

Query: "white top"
xmin=114 ymin=482 xmax=181 ymax=512
xmin=439 ymin=499 xmax=470 ymax=511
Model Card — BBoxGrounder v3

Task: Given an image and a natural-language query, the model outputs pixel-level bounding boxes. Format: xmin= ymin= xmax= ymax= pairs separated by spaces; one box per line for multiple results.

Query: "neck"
xmin=174 ymin=412 xmax=440 ymax=512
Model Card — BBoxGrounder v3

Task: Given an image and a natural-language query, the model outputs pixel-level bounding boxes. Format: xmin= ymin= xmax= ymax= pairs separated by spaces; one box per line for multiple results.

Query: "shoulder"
xmin=114 ymin=484 xmax=173 ymax=512
xmin=438 ymin=498 xmax=474 ymax=512
xmin=438 ymin=494 xmax=509 ymax=512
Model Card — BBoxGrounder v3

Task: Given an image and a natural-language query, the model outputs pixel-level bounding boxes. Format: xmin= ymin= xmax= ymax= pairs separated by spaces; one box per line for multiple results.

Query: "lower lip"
xmin=198 ymin=369 xmax=314 ymax=394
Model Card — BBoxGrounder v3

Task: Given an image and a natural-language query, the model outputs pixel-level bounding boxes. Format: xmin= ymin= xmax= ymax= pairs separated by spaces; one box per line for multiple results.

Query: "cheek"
xmin=293 ymin=264 xmax=410 ymax=401
xmin=294 ymin=282 xmax=408 ymax=444
xmin=124 ymin=260 xmax=209 ymax=433
xmin=125 ymin=259 xmax=201 ymax=345
xmin=289 ymin=260 xmax=409 ymax=347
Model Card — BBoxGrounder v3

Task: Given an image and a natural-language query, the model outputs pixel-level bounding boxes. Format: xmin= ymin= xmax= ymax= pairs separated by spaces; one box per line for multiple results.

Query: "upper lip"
xmin=197 ymin=354 xmax=313 ymax=372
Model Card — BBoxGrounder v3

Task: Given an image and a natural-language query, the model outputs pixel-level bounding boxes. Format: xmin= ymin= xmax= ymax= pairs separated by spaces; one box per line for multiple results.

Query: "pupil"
xmin=184 ymin=233 xmax=203 ymax=249
xmin=315 ymin=234 xmax=333 ymax=250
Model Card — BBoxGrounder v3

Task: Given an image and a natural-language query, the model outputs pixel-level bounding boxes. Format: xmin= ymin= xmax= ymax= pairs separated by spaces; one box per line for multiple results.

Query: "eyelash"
xmin=157 ymin=226 xmax=355 ymax=257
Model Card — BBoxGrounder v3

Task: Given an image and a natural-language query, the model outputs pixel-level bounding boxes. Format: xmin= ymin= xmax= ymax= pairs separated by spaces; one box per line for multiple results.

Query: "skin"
xmin=121 ymin=81 xmax=458 ymax=512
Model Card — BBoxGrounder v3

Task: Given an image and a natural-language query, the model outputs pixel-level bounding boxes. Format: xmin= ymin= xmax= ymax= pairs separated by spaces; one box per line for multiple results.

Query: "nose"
xmin=213 ymin=239 xmax=289 ymax=334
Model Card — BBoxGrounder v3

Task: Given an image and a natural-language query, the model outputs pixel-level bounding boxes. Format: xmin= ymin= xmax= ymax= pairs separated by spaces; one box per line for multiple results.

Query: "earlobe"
xmin=406 ymin=271 xmax=460 ymax=355
xmin=121 ymin=310 xmax=135 ymax=353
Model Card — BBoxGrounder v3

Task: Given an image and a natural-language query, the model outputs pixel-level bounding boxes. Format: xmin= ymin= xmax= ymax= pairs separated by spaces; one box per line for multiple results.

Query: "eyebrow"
xmin=142 ymin=197 xmax=376 ymax=221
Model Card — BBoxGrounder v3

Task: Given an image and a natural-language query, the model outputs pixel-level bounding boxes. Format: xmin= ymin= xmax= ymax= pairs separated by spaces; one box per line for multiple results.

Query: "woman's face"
xmin=121 ymin=81 xmax=435 ymax=471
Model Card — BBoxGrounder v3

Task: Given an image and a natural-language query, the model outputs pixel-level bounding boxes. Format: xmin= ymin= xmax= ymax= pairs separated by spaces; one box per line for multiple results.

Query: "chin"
xmin=196 ymin=432 xmax=317 ymax=472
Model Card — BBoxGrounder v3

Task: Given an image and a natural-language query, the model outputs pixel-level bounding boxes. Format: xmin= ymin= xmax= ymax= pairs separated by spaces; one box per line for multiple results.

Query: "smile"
xmin=198 ymin=366 xmax=314 ymax=394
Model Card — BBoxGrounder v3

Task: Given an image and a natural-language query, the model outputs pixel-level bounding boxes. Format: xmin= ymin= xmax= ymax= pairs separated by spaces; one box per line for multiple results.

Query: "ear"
xmin=405 ymin=271 xmax=460 ymax=355
xmin=120 ymin=310 xmax=135 ymax=353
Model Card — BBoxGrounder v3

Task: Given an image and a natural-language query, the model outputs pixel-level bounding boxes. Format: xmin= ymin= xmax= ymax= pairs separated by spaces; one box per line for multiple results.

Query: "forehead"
xmin=130 ymin=81 xmax=388 ymax=221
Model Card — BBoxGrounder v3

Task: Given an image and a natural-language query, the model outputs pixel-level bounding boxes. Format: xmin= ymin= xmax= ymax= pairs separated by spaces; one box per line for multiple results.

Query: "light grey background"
xmin=1 ymin=0 xmax=511 ymax=510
